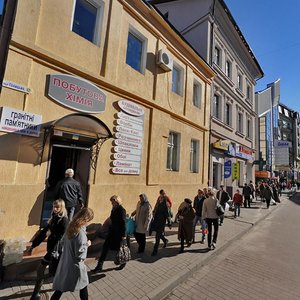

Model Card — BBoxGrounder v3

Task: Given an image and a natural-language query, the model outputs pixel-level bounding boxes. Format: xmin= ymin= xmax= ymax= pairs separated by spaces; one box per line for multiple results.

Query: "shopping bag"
xmin=126 ymin=217 xmax=136 ymax=236
xmin=114 ymin=242 xmax=131 ymax=265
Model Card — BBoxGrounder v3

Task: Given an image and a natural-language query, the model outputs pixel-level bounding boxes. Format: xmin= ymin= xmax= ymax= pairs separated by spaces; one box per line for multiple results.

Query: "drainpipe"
xmin=0 ymin=0 xmax=18 ymax=93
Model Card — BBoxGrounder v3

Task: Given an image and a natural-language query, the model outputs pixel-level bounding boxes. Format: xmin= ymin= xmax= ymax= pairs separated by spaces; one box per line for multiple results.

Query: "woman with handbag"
xmin=50 ymin=207 xmax=94 ymax=300
xmin=131 ymin=193 xmax=152 ymax=254
xmin=92 ymin=195 xmax=127 ymax=272
xmin=29 ymin=199 xmax=68 ymax=300
xmin=202 ymin=189 xmax=219 ymax=250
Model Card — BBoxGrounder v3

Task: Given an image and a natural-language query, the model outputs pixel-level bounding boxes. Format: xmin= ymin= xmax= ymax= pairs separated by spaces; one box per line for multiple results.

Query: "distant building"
xmin=151 ymin=0 xmax=263 ymax=195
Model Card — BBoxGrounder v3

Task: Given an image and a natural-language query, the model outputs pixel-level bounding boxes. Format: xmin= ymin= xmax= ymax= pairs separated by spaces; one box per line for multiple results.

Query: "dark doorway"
xmin=41 ymin=144 xmax=91 ymax=226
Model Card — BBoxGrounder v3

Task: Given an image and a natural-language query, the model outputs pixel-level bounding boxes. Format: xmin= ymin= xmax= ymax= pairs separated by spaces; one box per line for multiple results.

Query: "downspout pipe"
xmin=0 ymin=0 xmax=18 ymax=93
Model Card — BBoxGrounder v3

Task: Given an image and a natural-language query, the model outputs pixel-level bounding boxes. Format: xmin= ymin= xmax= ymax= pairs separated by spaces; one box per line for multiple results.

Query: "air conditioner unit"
xmin=157 ymin=49 xmax=173 ymax=72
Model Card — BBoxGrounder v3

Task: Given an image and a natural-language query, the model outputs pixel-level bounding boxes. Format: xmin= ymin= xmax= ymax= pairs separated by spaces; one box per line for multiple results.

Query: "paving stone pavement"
xmin=0 ymin=195 xmax=286 ymax=300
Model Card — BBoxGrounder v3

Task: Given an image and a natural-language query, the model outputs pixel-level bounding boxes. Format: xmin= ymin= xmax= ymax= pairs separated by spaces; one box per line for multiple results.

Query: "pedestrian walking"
xmin=55 ymin=168 xmax=84 ymax=221
xmin=242 ymin=183 xmax=252 ymax=208
xmin=29 ymin=199 xmax=68 ymax=300
xmin=202 ymin=189 xmax=219 ymax=250
xmin=192 ymin=189 xmax=206 ymax=243
xmin=272 ymin=184 xmax=280 ymax=203
xmin=131 ymin=194 xmax=152 ymax=254
xmin=50 ymin=207 xmax=94 ymax=300
xmin=263 ymin=184 xmax=273 ymax=209
xmin=151 ymin=194 xmax=172 ymax=256
xmin=216 ymin=185 xmax=230 ymax=225
xmin=177 ymin=198 xmax=195 ymax=253
xmin=92 ymin=195 xmax=127 ymax=272
xmin=232 ymin=189 xmax=243 ymax=218
xmin=249 ymin=180 xmax=255 ymax=201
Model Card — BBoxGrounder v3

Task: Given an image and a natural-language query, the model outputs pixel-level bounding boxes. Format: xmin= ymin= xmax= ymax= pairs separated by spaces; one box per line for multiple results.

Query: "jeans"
xmin=219 ymin=204 xmax=226 ymax=224
xmin=193 ymin=215 xmax=206 ymax=241
xmin=234 ymin=204 xmax=241 ymax=217
xmin=66 ymin=206 xmax=75 ymax=221
xmin=205 ymin=218 xmax=219 ymax=247
xmin=244 ymin=196 xmax=251 ymax=208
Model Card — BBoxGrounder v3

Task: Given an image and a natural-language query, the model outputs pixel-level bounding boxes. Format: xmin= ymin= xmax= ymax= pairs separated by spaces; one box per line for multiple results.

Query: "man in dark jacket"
xmin=55 ymin=168 xmax=83 ymax=220
xmin=242 ymin=183 xmax=252 ymax=208
xmin=216 ymin=185 xmax=230 ymax=226
xmin=193 ymin=189 xmax=206 ymax=243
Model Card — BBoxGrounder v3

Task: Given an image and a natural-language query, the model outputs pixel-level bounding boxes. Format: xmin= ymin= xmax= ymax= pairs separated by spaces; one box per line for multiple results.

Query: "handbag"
xmin=216 ymin=204 xmax=225 ymax=216
xmin=114 ymin=242 xmax=131 ymax=265
xmin=49 ymin=239 xmax=63 ymax=276
xmin=126 ymin=217 xmax=136 ymax=236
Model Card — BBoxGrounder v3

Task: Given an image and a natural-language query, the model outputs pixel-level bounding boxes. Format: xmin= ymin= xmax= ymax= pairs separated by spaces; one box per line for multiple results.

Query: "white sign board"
xmin=2 ymin=80 xmax=31 ymax=94
xmin=0 ymin=106 xmax=42 ymax=137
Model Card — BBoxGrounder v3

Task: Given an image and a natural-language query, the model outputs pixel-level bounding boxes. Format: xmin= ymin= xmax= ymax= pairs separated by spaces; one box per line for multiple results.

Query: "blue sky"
xmin=225 ymin=0 xmax=300 ymax=112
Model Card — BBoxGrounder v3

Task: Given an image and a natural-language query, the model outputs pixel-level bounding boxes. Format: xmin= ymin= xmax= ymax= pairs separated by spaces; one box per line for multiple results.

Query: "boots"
xmin=92 ymin=260 xmax=103 ymax=273
xmin=30 ymin=280 xmax=43 ymax=300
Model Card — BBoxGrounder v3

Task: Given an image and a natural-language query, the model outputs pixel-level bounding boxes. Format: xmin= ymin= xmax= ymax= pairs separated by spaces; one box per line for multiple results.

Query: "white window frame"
xmin=237 ymin=112 xmax=243 ymax=133
xmin=237 ymin=73 xmax=243 ymax=91
xmin=190 ymin=139 xmax=199 ymax=173
xmin=225 ymin=102 xmax=232 ymax=126
xmin=172 ymin=63 xmax=184 ymax=96
xmin=213 ymin=94 xmax=221 ymax=119
xmin=166 ymin=131 xmax=181 ymax=171
xmin=214 ymin=46 xmax=221 ymax=66
xmin=126 ymin=26 xmax=148 ymax=74
xmin=192 ymin=80 xmax=202 ymax=108
xmin=225 ymin=60 xmax=232 ymax=78
xmin=71 ymin=0 xmax=104 ymax=46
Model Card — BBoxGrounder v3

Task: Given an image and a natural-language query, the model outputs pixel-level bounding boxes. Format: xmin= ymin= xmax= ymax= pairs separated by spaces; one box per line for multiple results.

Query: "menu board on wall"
xmin=111 ymin=100 xmax=144 ymax=175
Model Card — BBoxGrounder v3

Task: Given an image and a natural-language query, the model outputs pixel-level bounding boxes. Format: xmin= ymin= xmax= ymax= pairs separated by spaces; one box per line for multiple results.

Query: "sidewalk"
xmin=0 ymin=196 xmax=285 ymax=300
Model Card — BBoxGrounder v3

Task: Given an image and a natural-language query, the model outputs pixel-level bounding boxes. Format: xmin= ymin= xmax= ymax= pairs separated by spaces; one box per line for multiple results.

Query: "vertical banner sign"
xmin=224 ymin=160 xmax=232 ymax=179
xmin=111 ymin=100 xmax=145 ymax=175
xmin=232 ymin=163 xmax=240 ymax=180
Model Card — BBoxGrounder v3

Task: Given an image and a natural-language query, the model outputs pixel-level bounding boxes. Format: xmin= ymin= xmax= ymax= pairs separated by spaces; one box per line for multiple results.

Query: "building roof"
xmin=149 ymin=0 xmax=264 ymax=78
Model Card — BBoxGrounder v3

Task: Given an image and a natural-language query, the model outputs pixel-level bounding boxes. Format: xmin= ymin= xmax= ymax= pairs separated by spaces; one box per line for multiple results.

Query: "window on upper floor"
xmin=225 ymin=60 xmax=232 ymax=78
xmin=126 ymin=29 xmax=147 ymax=73
xmin=72 ymin=0 xmax=104 ymax=45
xmin=214 ymin=47 xmax=221 ymax=66
xmin=213 ymin=94 xmax=221 ymax=119
xmin=237 ymin=74 xmax=243 ymax=91
xmin=237 ymin=112 xmax=243 ymax=133
xmin=190 ymin=139 xmax=199 ymax=173
xmin=247 ymin=118 xmax=252 ymax=139
xmin=172 ymin=64 xmax=183 ymax=95
xmin=193 ymin=80 xmax=202 ymax=108
xmin=246 ymin=84 xmax=251 ymax=100
xmin=167 ymin=131 xmax=180 ymax=171
xmin=225 ymin=102 xmax=232 ymax=126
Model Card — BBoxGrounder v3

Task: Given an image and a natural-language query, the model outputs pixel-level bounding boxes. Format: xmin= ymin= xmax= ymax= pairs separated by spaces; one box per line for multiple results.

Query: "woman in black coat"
xmin=92 ymin=195 xmax=126 ymax=272
xmin=151 ymin=196 xmax=171 ymax=256
xmin=30 ymin=199 xmax=68 ymax=300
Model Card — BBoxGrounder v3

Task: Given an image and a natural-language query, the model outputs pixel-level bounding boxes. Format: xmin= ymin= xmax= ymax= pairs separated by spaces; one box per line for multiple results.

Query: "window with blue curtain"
xmin=126 ymin=32 xmax=143 ymax=72
xmin=72 ymin=0 xmax=97 ymax=43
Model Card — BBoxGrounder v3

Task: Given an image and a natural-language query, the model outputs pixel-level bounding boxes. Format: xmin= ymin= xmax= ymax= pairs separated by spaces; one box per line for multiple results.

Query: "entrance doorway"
xmin=41 ymin=144 xmax=91 ymax=226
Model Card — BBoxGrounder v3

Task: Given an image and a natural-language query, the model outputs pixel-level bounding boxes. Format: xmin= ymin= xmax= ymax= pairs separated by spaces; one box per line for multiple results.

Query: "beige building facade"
xmin=0 ymin=0 xmax=214 ymax=240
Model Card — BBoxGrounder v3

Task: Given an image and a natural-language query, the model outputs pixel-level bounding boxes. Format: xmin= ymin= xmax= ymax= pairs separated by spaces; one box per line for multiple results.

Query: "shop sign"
xmin=274 ymin=140 xmax=291 ymax=148
xmin=113 ymin=146 xmax=141 ymax=156
xmin=0 ymin=106 xmax=42 ymax=137
xmin=232 ymin=163 xmax=240 ymax=180
xmin=255 ymin=171 xmax=270 ymax=178
xmin=2 ymin=80 xmax=32 ymax=94
xmin=118 ymin=100 xmax=144 ymax=116
xmin=213 ymin=140 xmax=231 ymax=151
xmin=117 ymin=112 xmax=144 ymax=124
xmin=112 ymin=100 xmax=145 ymax=175
xmin=113 ymin=153 xmax=141 ymax=162
xmin=235 ymin=145 xmax=254 ymax=161
xmin=112 ymin=167 xmax=140 ymax=175
xmin=225 ymin=143 xmax=236 ymax=156
xmin=47 ymin=74 xmax=106 ymax=113
xmin=224 ymin=160 xmax=232 ymax=179
xmin=116 ymin=125 xmax=143 ymax=137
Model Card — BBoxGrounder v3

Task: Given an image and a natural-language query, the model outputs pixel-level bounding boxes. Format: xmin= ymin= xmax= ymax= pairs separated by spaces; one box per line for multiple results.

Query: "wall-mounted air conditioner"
xmin=157 ymin=49 xmax=173 ymax=72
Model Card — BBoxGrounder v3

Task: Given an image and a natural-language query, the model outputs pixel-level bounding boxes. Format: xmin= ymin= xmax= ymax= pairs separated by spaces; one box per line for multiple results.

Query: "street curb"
xmin=145 ymin=199 xmax=283 ymax=300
